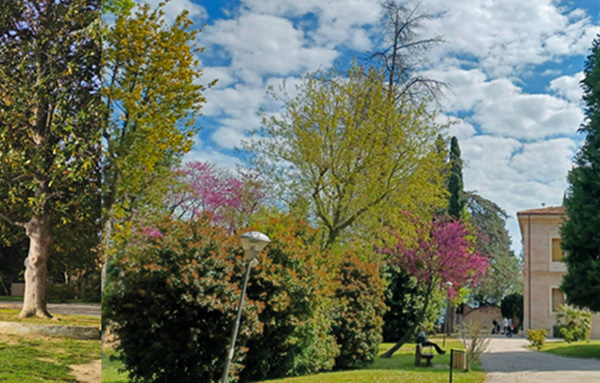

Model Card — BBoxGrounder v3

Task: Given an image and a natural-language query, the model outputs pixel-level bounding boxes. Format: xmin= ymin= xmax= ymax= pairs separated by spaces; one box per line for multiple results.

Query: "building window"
xmin=552 ymin=238 xmax=564 ymax=262
xmin=552 ymin=288 xmax=565 ymax=312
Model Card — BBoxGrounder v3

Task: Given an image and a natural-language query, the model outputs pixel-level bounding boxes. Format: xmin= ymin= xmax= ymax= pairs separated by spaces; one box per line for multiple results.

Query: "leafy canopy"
xmin=0 ymin=0 xmax=101 ymax=231
xmin=102 ymin=2 xmax=210 ymax=229
xmin=247 ymin=63 xmax=446 ymax=251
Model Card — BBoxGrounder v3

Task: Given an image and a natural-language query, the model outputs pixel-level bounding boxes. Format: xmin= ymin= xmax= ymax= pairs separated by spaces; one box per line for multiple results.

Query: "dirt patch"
xmin=69 ymin=359 xmax=101 ymax=383
xmin=36 ymin=357 xmax=57 ymax=364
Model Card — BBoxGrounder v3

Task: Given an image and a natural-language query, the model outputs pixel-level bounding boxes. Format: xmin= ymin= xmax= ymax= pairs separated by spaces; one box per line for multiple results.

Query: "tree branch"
xmin=0 ymin=214 xmax=26 ymax=228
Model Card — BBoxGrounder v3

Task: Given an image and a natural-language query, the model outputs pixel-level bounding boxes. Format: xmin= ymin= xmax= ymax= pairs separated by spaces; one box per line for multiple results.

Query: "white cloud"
xmin=203 ymin=13 xmax=338 ymax=81
xmin=203 ymin=76 xmax=304 ymax=150
xmin=459 ymin=135 xmax=572 ymax=254
xmin=510 ymin=138 xmax=577 ymax=182
xmin=426 ymin=67 xmax=584 ymax=140
xmin=184 ymin=139 xmax=242 ymax=170
xmin=420 ymin=0 xmax=600 ymax=76
xmin=202 ymin=67 xmax=235 ymax=89
xmin=474 ymin=91 xmax=583 ymax=140
xmin=239 ymin=0 xmax=380 ymax=50
xmin=140 ymin=0 xmax=207 ymax=23
xmin=549 ymin=72 xmax=584 ymax=104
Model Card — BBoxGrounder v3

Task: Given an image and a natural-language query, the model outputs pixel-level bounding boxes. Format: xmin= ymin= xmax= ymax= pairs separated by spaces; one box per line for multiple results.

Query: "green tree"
xmin=466 ymin=192 xmax=522 ymax=303
xmin=448 ymin=136 xmax=466 ymax=219
xmin=500 ymin=293 xmax=523 ymax=330
xmin=0 ymin=0 xmax=101 ymax=318
xmin=247 ymin=64 xmax=446 ymax=252
xmin=381 ymin=265 xmax=444 ymax=343
xmin=101 ymin=2 xmax=210 ymax=286
xmin=560 ymin=36 xmax=600 ymax=312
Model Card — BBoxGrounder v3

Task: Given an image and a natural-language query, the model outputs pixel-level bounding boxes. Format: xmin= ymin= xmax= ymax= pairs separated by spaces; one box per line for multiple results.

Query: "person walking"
xmin=507 ymin=318 xmax=513 ymax=337
xmin=502 ymin=317 xmax=509 ymax=335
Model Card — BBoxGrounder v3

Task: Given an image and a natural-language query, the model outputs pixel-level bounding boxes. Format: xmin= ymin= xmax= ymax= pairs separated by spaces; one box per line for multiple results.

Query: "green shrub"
xmin=76 ymin=270 xmax=101 ymax=303
xmin=526 ymin=329 xmax=547 ymax=350
xmin=331 ymin=253 xmax=386 ymax=370
xmin=555 ymin=304 xmax=592 ymax=343
xmin=47 ymin=283 xmax=76 ymax=303
xmin=240 ymin=214 xmax=339 ymax=381
xmin=105 ymin=213 xmax=341 ymax=383
xmin=103 ymin=217 xmax=262 ymax=383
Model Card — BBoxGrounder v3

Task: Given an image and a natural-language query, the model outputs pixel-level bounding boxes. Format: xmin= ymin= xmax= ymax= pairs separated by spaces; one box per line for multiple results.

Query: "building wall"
xmin=463 ymin=304 xmax=502 ymax=327
xmin=519 ymin=213 xmax=600 ymax=338
xmin=10 ymin=282 xmax=24 ymax=296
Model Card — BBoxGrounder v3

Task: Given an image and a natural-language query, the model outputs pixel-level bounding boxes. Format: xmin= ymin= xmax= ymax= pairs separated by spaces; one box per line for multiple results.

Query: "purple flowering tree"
xmin=168 ymin=161 xmax=265 ymax=230
xmin=379 ymin=214 xmax=488 ymax=357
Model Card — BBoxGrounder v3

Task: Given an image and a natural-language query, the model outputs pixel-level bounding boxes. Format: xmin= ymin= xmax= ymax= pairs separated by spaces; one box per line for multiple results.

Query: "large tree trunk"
xmin=382 ymin=281 xmax=434 ymax=357
xmin=20 ymin=215 xmax=52 ymax=319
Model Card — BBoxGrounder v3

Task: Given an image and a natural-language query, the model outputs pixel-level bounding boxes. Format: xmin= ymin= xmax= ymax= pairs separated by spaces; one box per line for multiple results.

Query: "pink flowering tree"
xmin=379 ymin=214 xmax=488 ymax=357
xmin=168 ymin=161 xmax=265 ymax=230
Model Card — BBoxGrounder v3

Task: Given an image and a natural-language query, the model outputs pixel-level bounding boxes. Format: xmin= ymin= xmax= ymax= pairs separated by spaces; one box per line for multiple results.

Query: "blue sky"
xmin=147 ymin=0 xmax=600 ymax=255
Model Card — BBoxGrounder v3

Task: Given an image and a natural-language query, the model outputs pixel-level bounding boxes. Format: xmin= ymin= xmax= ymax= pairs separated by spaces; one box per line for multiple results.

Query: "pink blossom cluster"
xmin=174 ymin=161 xmax=265 ymax=228
xmin=380 ymin=214 xmax=488 ymax=295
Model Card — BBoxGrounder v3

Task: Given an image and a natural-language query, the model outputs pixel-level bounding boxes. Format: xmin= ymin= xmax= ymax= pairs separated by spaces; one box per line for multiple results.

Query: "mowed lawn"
xmin=0 ymin=309 xmax=100 ymax=328
xmin=0 ymin=333 xmax=100 ymax=382
xmin=540 ymin=340 xmax=600 ymax=360
xmin=103 ymin=338 xmax=485 ymax=383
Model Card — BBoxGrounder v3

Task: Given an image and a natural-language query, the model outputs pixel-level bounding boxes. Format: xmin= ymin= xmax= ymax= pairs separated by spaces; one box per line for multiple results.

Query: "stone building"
xmin=518 ymin=205 xmax=600 ymax=338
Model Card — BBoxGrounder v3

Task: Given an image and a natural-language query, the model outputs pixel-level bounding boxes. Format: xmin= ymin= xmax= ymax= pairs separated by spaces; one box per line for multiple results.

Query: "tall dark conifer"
xmin=448 ymin=136 xmax=465 ymax=219
xmin=560 ymin=37 xmax=600 ymax=312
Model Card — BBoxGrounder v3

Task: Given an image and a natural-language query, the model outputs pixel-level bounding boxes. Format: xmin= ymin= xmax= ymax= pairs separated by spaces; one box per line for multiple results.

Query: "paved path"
xmin=0 ymin=302 xmax=100 ymax=317
xmin=480 ymin=336 xmax=600 ymax=382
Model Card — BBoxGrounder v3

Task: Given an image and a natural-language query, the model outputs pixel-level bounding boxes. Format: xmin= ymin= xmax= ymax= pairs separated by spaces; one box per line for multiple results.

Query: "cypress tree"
xmin=448 ymin=136 xmax=466 ymax=219
xmin=560 ymin=36 xmax=600 ymax=312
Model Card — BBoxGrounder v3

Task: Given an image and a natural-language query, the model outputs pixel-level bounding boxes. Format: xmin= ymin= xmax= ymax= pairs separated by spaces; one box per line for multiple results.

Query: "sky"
xmin=148 ymin=0 xmax=600 ymax=256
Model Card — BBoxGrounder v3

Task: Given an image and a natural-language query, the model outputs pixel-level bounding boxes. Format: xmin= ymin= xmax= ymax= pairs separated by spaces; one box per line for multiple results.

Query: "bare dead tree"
xmin=369 ymin=0 xmax=446 ymax=104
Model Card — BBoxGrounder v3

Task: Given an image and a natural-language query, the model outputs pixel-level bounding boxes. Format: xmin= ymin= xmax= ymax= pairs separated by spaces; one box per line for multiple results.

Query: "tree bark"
xmin=20 ymin=215 xmax=52 ymax=318
xmin=381 ymin=281 xmax=434 ymax=357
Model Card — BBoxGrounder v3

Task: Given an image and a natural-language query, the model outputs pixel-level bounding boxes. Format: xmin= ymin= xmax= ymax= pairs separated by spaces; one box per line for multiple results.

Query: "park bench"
xmin=415 ymin=343 xmax=434 ymax=366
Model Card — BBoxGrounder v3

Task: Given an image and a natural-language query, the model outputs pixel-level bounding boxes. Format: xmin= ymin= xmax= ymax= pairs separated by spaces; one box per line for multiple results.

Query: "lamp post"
xmin=443 ymin=281 xmax=453 ymax=347
xmin=221 ymin=231 xmax=270 ymax=383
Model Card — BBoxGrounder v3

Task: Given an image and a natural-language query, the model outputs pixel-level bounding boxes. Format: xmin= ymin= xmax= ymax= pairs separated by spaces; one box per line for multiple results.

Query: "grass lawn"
xmin=0 ymin=309 xmax=100 ymax=328
xmin=0 ymin=333 xmax=100 ymax=382
xmin=102 ymin=349 xmax=130 ymax=383
xmin=102 ymin=338 xmax=485 ymax=383
xmin=538 ymin=340 xmax=600 ymax=360
xmin=0 ymin=296 xmax=100 ymax=304
xmin=0 ymin=296 xmax=25 ymax=302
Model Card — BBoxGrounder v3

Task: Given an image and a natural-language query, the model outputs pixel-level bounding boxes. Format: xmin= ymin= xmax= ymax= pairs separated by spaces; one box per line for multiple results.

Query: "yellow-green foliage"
xmin=526 ymin=329 xmax=547 ymax=350
xmin=102 ymin=2 xmax=211 ymax=236
xmin=248 ymin=63 xmax=448 ymax=253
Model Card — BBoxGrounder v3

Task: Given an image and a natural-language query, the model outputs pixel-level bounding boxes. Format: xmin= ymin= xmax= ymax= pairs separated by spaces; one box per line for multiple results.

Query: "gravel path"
xmin=480 ymin=336 xmax=600 ymax=382
xmin=0 ymin=302 xmax=100 ymax=317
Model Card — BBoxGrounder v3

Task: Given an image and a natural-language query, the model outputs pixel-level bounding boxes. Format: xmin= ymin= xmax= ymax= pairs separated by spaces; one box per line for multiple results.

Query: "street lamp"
xmin=443 ymin=281 xmax=453 ymax=347
xmin=221 ymin=231 xmax=270 ymax=383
